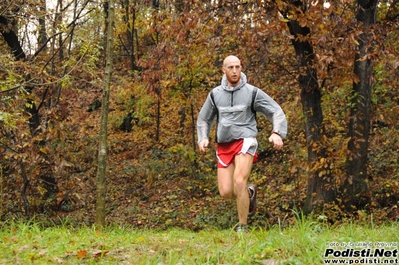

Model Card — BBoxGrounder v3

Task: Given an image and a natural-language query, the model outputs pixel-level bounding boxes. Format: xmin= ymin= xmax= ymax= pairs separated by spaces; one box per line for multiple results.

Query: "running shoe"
xmin=234 ymin=223 xmax=248 ymax=233
xmin=248 ymin=184 xmax=257 ymax=216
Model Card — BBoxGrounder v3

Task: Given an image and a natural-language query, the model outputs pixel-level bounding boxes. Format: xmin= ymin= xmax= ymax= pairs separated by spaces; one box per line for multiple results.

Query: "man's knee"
xmin=219 ymin=183 xmax=234 ymax=199
xmin=234 ymin=177 xmax=247 ymax=192
xmin=219 ymin=186 xmax=234 ymax=199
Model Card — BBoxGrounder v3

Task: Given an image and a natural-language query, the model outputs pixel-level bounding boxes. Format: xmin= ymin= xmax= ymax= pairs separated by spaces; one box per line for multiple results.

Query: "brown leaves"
xmin=65 ymin=249 xmax=110 ymax=260
xmin=77 ymin=249 xmax=87 ymax=259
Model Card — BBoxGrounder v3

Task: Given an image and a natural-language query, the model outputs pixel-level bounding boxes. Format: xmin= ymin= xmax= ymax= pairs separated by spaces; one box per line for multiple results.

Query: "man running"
xmin=197 ymin=55 xmax=287 ymax=232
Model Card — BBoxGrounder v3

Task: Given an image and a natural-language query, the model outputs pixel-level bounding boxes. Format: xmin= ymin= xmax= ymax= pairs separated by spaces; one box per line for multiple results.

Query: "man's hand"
xmin=198 ymin=139 xmax=209 ymax=153
xmin=269 ymin=133 xmax=284 ymax=150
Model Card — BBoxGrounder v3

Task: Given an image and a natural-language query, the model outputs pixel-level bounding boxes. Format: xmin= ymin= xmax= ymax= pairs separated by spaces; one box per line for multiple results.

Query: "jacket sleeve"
xmin=196 ymin=92 xmax=218 ymax=144
xmin=253 ymin=89 xmax=288 ymax=139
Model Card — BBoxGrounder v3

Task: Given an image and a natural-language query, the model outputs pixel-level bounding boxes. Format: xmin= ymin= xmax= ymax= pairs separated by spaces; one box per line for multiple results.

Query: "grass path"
xmin=1 ymin=218 xmax=398 ymax=264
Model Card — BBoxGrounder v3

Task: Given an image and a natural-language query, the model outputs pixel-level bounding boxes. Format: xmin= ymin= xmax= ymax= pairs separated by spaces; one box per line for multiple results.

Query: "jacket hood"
xmin=221 ymin=72 xmax=247 ymax=92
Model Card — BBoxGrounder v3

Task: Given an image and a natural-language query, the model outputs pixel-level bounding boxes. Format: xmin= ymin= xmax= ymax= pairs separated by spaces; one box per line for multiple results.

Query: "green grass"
xmin=0 ymin=216 xmax=398 ymax=264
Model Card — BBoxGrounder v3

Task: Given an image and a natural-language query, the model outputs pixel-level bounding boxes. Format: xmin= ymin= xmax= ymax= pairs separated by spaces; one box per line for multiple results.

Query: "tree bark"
xmin=38 ymin=0 xmax=48 ymax=52
xmin=121 ymin=0 xmax=139 ymax=71
xmin=20 ymin=161 xmax=30 ymax=219
xmin=286 ymin=16 xmax=335 ymax=214
xmin=344 ymin=0 xmax=377 ymax=210
xmin=95 ymin=0 xmax=115 ymax=227
xmin=0 ymin=15 xmax=25 ymax=60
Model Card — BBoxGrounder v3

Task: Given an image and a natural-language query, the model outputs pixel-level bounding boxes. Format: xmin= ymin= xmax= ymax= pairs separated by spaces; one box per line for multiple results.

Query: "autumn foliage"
xmin=1 ymin=0 xmax=398 ymax=229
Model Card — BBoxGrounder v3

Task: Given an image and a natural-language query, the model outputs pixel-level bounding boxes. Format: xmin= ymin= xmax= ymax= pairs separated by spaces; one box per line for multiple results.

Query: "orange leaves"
xmin=77 ymin=249 xmax=87 ymax=259
xmin=68 ymin=249 xmax=110 ymax=260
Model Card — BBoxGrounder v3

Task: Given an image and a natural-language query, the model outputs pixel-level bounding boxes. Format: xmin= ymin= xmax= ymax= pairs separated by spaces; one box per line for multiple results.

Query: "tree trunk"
xmin=38 ymin=0 xmax=48 ymax=52
xmin=95 ymin=0 xmax=115 ymax=227
xmin=286 ymin=19 xmax=335 ymax=214
xmin=344 ymin=0 xmax=377 ymax=210
xmin=0 ymin=15 xmax=25 ymax=60
xmin=20 ymin=161 xmax=30 ymax=219
xmin=122 ymin=0 xmax=139 ymax=71
xmin=156 ymin=92 xmax=160 ymax=141
xmin=190 ymin=104 xmax=196 ymax=153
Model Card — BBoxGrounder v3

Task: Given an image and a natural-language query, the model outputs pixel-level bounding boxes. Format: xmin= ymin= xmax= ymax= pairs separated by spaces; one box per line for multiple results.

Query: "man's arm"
xmin=253 ymin=89 xmax=287 ymax=150
xmin=196 ymin=93 xmax=217 ymax=152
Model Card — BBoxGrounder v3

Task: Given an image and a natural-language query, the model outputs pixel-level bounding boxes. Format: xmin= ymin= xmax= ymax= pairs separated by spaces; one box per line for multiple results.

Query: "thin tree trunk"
xmin=95 ymin=0 xmax=115 ymax=227
xmin=156 ymin=92 xmax=160 ymax=141
xmin=20 ymin=161 xmax=30 ymax=219
xmin=122 ymin=0 xmax=138 ymax=71
xmin=38 ymin=0 xmax=48 ymax=52
xmin=344 ymin=0 xmax=377 ymax=209
xmin=190 ymin=103 xmax=196 ymax=153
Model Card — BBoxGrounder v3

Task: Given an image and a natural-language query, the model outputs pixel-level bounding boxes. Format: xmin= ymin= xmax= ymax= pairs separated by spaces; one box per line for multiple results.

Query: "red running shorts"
xmin=216 ymin=138 xmax=258 ymax=168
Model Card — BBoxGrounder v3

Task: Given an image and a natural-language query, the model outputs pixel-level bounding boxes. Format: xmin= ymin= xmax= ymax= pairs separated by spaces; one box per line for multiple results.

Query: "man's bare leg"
xmin=233 ymin=153 xmax=254 ymax=225
xmin=217 ymin=164 xmax=235 ymax=199
xmin=217 ymin=153 xmax=253 ymax=225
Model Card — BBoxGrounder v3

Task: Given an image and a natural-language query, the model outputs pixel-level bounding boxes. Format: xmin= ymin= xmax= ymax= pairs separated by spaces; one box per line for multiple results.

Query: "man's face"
xmin=222 ymin=58 xmax=242 ymax=87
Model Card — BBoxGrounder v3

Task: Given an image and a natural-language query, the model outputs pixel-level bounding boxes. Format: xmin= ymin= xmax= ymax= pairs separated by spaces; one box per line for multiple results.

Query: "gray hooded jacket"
xmin=197 ymin=72 xmax=287 ymax=144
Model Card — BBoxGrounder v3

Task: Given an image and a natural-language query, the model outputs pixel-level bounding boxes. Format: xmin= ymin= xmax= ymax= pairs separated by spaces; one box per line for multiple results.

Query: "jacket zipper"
xmin=230 ymin=90 xmax=234 ymax=107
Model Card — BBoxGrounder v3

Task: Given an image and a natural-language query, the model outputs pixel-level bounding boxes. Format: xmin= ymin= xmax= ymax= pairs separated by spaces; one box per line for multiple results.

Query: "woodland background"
xmin=0 ymin=0 xmax=398 ymax=230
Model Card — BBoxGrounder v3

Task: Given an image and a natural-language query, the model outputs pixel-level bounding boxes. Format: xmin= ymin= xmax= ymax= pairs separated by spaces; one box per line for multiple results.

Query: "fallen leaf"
xmin=77 ymin=249 xmax=87 ymax=259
